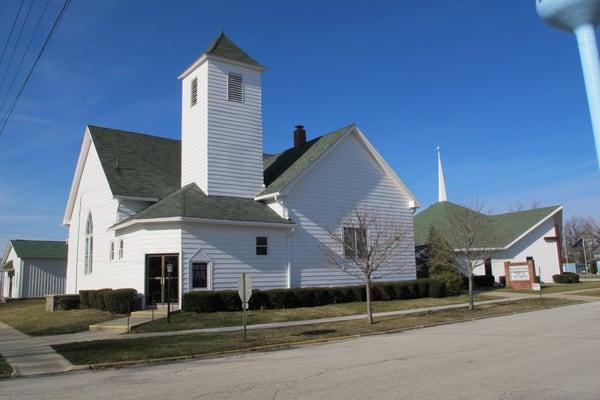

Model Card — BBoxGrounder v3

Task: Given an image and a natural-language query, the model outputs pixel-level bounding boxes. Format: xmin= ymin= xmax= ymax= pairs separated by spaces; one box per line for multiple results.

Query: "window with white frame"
xmin=227 ymin=72 xmax=243 ymax=103
xmin=343 ymin=227 xmax=368 ymax=260
xmin=110 ymin=241 xmax=115 ymax=261
xmin=84 ymin=214 xmax=93 ymax=274
xmin=192 ymin=262 xmax=208 ymax=289
xmin=119 ymin=239 xmax=124 ymax=259
xmin=256 ymin=236 xmax=268 ymax=256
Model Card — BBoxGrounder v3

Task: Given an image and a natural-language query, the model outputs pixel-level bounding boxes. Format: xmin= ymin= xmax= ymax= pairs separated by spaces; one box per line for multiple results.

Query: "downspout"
xmin=287 ymin=226 xmax=295 ymax=289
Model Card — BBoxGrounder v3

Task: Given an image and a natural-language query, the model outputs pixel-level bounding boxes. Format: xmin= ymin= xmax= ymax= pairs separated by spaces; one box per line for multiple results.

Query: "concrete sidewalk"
xmin=0 ymin=322 xmax=77 ymax=377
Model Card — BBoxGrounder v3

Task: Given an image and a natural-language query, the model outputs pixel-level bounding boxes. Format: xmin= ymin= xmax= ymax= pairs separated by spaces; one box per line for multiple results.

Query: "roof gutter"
xmin=254 ymin=192 xmax=281 ymax=201
xmin=112 ymin=216 xmax=295 ymax=231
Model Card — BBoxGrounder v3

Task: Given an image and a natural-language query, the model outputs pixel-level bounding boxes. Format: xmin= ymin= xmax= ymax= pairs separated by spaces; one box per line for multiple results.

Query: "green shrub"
xmin=428 ymin=279 xmax=447 ymax=298
xmin=182 ymin=292 xmax=226 ymax=312
xmin=95 ymin=289 xmax=112 ymax=311
xmin=590 ymin=263 xmax=598 ymax=275
xmin=553 ymin=272 xmax=580 ymax=284
xmin=473 ymin=275 xmax=495 ymax=288
xmin=79 ymin=290 xmax=94 ymax=308
xmin=499 ymin=276 xmax=506 ymax=287
xmin=102 ymin=289 xmax=139 ymax=314
xmin=268 ymin=289 xmax=299 ymax=309
xmin=249 ymin=290 xmax=269 ymax=309
xmin=430 ymin=272 xmax=463 ymax=295
xmin=181 ymin=278 xmax=449 ymax=313
xmin=220 ymin=291 xmax=242 ymax=311
xmin=88 ymin=289 xmax=111 ymax=309
xmin=55 ymin=295 xmax=80 ymax=310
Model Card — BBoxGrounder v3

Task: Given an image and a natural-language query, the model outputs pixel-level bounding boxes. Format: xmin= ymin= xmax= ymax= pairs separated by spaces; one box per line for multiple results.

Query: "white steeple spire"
xmin=437 ymin=146 xmax=447 ymax=202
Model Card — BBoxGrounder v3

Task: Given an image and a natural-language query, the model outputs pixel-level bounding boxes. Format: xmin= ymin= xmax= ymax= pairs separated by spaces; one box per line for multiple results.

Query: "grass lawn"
xmin=0 ymin=355 xmax=12 ymax=379
xmin=133 ymin=294 xmax=493 ymax=333
xmin=572 ymin=289 xmax=600 ymax=297
xmin=54 ymin=297 xmax=576 ymax=366
xmin=0 ymin=299 xmax=122 ymax=336
xmin=494 ymin=281 xmax=600 ymax=294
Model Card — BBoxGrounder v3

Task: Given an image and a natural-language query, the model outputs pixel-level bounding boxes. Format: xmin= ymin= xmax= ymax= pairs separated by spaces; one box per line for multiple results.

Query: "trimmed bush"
xmin=182 ymin=278 xmax=449 ymax=313
xmin=268 ymin=289 xmax=299 ymax=309
xmin=55 ymin=295 xmax=80 ymax=310
xmin=590 ymin=263 xmax=598 ymax=275
xmin=473 ymin=275 xmax=495 ymax=288
xmin=94 ymin=289 xmax=112 ymax=310
xmin=249 ymin=290 xmax=269 ymax=309
xmin=79 ymin=290 xmax=95 ymax=308
xmin=553 ymin=272 xmax=580 ymax=284
xmin=88 ymin=289 xmax=110 ymax=309
xmin=499 ymin=276 xmax=506 ymax=287
xmin=428 ymin=279 xmax=447 ymax=298
xmin=102 ymin=289 xmax=139 ymax=314
xmin=221 ymin=291 xmax=242 ymax=311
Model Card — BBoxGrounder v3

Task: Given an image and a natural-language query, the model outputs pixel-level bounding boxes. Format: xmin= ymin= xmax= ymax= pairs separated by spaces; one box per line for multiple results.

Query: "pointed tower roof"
xmin=179 ymin=32 xmax=263 ymax=79
xmin=204 ymin=32 xmax=262 ymax=67
xmin=437 ymin=146 xmax=447 ymax=202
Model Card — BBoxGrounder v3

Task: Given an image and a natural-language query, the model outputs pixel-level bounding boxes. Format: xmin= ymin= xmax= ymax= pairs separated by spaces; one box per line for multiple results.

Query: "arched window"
xmin=84 ymin=214 xmax=93 ymax=274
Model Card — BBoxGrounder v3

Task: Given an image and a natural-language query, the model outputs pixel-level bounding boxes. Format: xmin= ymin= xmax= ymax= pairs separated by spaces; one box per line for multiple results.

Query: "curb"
xmin=83 ymin=299 xmax=579 ymax=371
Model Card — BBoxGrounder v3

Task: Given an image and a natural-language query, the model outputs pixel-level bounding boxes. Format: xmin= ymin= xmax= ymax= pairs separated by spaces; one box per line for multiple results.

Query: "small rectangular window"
xmin=110 ymin=241 xmax=114 ymax=261
xmin=192 ymin=262 xmax=208 ymax=289
xmin=191 ymin=77 xmax=198 ymax=107
xmin=256 ymin=236 xmax=268 ymax=255
xmin=119 ymin=239 xmax=124 ymax=259
xmin=343 ymin=227 xmax=368 ymax=260
xmin=227 ymin=72 xmax=243 ymax=103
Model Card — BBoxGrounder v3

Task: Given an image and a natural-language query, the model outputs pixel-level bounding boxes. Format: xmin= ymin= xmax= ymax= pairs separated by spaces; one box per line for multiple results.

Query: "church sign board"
xmin=504 ymin=260 xmax=536 ymax=290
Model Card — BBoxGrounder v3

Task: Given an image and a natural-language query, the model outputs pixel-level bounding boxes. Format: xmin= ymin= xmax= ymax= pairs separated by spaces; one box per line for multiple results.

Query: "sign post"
xmin=238 ymin=273 xmax=252 ymax=341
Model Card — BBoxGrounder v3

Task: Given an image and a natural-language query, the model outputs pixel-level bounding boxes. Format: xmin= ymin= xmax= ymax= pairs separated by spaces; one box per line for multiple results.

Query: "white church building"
xmin=63 ymin=33 xmax=419 ymax=306
xmin=414 ymin=148 xmax=564 ymax=283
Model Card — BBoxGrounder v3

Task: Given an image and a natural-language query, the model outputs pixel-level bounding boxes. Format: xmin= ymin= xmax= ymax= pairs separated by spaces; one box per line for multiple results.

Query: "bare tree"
xmin=443 ymin=200 xmax=496 ymax=311
xmin=563 ymin=216 xmax=600 ymax=269
xmin=324 ymin=207 xmax=412 ymax=324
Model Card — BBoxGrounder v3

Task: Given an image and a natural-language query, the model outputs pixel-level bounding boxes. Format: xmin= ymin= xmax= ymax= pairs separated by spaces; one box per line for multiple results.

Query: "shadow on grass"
xmin=296 ymin=329 xmax=337 ymax=336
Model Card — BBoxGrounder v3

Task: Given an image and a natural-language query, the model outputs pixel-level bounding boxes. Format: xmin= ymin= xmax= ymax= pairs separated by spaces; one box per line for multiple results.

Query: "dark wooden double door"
xmin=145 ymin=254 xmax=179 ymax=305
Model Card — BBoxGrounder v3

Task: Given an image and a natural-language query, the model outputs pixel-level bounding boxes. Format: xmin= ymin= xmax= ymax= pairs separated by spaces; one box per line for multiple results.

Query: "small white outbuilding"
xmin=1 ymin=240 xmax=68 ymax=299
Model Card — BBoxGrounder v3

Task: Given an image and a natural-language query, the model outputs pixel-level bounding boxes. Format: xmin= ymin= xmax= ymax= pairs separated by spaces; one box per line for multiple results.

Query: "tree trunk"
xmin=365 ymin=279 xmax=373 ymax=324
xmin=468 ymin=266 xmax=474 ymax=311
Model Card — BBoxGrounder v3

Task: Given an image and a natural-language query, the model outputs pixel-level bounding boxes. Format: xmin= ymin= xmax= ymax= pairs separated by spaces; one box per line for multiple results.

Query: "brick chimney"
xmin=294 ymin=125 xmax=306 ymax=148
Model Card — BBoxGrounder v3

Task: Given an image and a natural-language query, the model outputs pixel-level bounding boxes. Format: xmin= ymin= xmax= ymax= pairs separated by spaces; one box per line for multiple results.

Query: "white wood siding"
xmin=205 ymin=59 xmax=264 ymax=198
xmin=112 ymin=223 xmax=182 ymax=296
xmin=181 ymin=222 xmax=289 ymax=293
xmin=181 ymin=61 xmax=208 ymax=190
xmin=474 ymin=216 xmax=562 ymax=283
xmin=2 ymin=246 xmax=20 ymax=298
xmin=180 ymin=58 xmax=264 ymax=198
xmin=20 ymin=258 xmax=66 ymax=298
xmin=65 ymin=141 xmax=119 ymax=293
xmin=283 ymin=132 xmax=417 ymax=287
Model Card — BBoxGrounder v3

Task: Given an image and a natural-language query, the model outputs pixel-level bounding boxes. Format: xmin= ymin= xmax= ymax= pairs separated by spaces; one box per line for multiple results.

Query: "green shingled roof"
xmin=203 ymin=33 xmax=262 ymax=68
xmin=117 ymin=183 xmax=292 ymax=226
xmin=90 ymin=124 xmax=352 ymax=201
xmin=413 ymin=202 xmax=561 ymax=249
xmin=260 ymin=124 xmax=354 ymax=196
xmin=88 ymin=125 xmax=181 ymax=199
xmin=9 ymin=240 xmax=67 ymax=259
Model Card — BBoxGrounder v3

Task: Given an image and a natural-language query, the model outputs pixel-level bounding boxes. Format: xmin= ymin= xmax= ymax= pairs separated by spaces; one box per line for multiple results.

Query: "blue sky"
xmin=0 ymin=0 xmax=599 ymax=245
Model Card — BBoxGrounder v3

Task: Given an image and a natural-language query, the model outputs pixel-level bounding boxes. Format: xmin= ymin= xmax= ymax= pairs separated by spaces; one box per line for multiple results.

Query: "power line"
xmin=0 ymin=0 xmax=25 ymax=69
xmin=0 ymin=0 xmax=35 ymax=95
xmin=0 ymin=0 xmax=71 ymax=137
xmin=0 ymin=0 xmax=51 ymax=116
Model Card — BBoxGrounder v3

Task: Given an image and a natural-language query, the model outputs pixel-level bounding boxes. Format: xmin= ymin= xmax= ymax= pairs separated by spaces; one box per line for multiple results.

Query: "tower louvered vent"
xmin=191 ymin=77 xmax=198 ymax=107
xmin=227 ymin=72 xmax=243 ymax=103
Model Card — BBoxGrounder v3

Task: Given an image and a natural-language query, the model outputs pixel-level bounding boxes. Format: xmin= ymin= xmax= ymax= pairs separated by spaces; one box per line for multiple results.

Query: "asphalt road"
xmin=2 ymin=302 xmax=600 ymax=400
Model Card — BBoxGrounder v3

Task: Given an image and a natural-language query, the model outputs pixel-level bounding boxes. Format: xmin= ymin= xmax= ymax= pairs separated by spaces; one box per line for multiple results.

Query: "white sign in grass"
xmin=509 ymin=266 xmax=530 ymax=281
